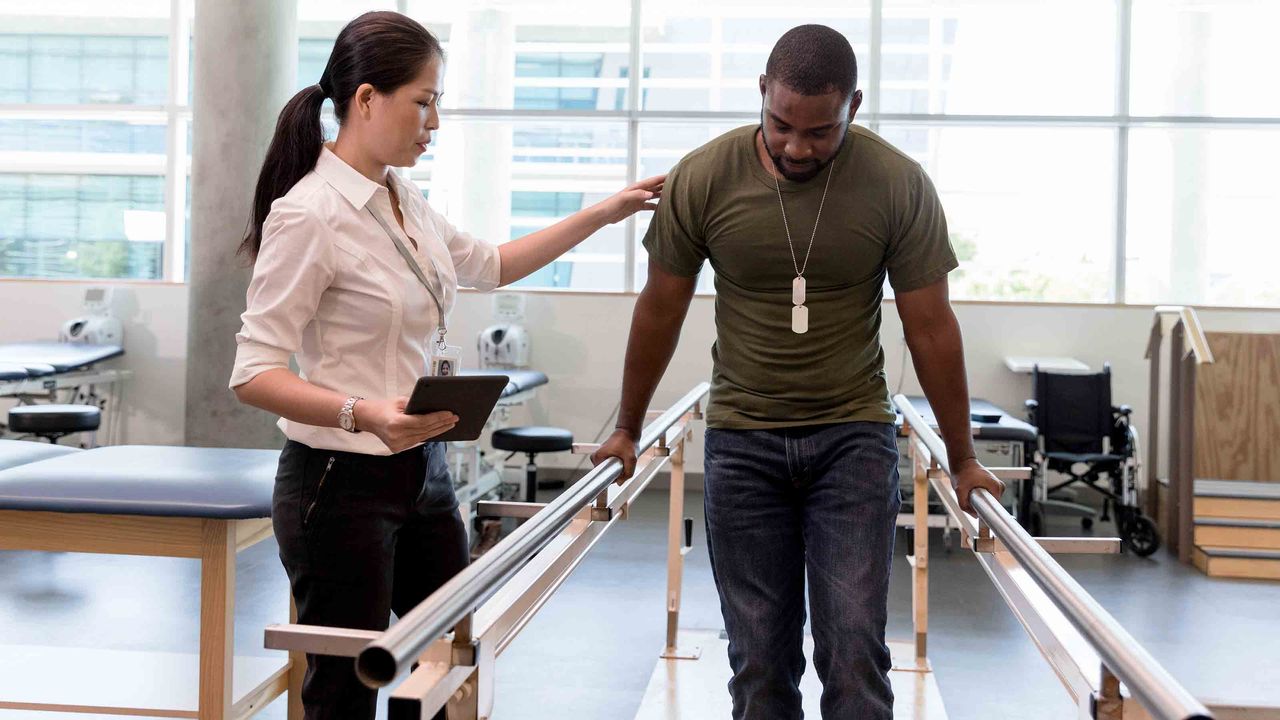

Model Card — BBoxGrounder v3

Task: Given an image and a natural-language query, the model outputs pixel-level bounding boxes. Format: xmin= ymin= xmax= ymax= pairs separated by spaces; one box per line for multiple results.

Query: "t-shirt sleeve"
xmin=884 ymin=165 xmax=958 ymax=293
xmin=641 ymin=160 xmax=707 ymax=278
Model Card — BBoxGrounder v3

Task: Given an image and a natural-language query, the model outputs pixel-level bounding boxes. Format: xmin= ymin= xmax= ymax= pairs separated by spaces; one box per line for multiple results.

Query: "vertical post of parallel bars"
xmin=449 ymin=613 xmax=479 ymax=720
xmin=663 ymin=423 xmax=696 ymax=659
xmin=911 ymin=427 xmax=930 ymax=667
xmin=1094 ymin=664 xmax=1124 ymax=720
xmin=287 ymin=595 xmax=304 ymax=720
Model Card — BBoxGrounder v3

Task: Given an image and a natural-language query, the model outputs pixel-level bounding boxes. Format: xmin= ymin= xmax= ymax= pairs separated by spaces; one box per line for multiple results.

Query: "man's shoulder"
xmin=671 ymin=124 xmax=757 ymax=179
xmin=848 ymin=124 xmax=926 ymax=180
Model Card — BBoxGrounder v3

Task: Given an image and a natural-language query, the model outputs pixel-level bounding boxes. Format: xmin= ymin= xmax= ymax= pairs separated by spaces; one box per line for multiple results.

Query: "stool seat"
xmin=491 ymin=426 xmax=573 ymax=454
xmin=8 ymin=404 xmax=101 ymax=435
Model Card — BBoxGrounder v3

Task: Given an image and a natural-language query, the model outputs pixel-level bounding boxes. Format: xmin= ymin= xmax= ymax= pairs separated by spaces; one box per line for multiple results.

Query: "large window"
xmin=4 ymin=1 xmax=1278 ymax=307
xmin=0 ymin=0 xmax=180 ymax=281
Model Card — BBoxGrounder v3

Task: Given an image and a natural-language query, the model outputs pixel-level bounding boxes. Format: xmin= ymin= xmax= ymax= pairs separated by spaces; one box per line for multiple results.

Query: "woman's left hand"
xmin=601 ymin=174 xmax=666 ymax=225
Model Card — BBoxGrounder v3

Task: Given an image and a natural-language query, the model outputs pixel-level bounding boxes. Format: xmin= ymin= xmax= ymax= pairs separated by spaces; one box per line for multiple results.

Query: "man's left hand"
xmin=951 ymin=458 xmax=1005 ymax=516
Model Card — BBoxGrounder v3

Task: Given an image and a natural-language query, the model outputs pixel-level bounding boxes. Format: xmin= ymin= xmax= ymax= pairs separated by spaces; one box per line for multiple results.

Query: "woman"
xmin=228 ymin=11 xmax=662 ymax=719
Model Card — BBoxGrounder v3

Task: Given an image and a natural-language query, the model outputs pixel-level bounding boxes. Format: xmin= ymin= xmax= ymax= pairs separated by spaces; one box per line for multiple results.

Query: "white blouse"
xmin=229 ymin=145 xmax=501 ymax=455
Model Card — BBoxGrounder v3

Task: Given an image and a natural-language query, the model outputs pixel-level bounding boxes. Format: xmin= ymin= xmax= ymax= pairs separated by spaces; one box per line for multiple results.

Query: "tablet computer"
xmin=403 ymin=374 xmax=510 ymax=442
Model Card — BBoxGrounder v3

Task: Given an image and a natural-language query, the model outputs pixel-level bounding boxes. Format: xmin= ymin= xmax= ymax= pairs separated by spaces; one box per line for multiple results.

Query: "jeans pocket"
xmin=417 ymin=443 xmax=457 ymax=513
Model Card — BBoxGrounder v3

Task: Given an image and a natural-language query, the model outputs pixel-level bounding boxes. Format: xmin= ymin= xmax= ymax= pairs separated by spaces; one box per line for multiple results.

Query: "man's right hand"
xmin=592 ymin=429 xmax=638 ymax=484
xmin=355 ymin=397 xmax=458 ymax=453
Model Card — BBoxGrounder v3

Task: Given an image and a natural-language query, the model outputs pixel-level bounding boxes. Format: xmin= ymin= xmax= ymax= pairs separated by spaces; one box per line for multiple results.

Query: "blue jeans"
xmin=704 ymin=422 xmax=901 ymax=720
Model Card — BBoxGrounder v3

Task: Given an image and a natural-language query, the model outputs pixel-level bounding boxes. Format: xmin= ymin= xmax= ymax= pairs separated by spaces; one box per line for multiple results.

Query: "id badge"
xmin=429 ymin=344 xmax=463 ymax=377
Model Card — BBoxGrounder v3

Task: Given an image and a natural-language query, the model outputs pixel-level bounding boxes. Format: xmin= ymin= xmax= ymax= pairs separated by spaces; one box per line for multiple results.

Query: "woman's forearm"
xmin=233 ymin=368 xmax=349 ymax=429
xmin=497 ymin=202 xmax=610 ymax=286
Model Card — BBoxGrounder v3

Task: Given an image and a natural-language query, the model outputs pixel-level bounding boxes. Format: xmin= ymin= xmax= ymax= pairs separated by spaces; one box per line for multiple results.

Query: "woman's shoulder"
xmin=258 ymin=174 xmax=341 ymax=255
xmin=271 ymin=171 xmax=333 ymax=218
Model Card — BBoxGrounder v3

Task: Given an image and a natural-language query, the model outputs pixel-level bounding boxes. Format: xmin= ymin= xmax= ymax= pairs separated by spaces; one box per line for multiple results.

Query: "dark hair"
xmin=239 ymin=11 xmax=443 ymax=260
xmin=765 ymin=24 xmax=857 ymax=99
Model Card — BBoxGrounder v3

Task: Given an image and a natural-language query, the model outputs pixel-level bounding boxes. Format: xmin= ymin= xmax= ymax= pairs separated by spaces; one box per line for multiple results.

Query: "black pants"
xmin=274 ymin=440 xmax=468 ymax=720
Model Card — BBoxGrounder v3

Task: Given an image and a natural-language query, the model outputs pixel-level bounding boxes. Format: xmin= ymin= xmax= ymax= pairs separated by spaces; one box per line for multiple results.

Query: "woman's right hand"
xmin=354 ymin=397 xmax=457 ymax=453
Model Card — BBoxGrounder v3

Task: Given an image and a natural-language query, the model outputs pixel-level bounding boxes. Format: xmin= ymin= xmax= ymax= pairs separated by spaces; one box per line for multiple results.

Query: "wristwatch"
xmin=338 ymin=396 xmax=363 ymax=433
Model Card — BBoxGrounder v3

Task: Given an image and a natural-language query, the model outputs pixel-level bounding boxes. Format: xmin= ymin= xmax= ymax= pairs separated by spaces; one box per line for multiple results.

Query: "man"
xmin=592 ymin=24 xmax=1004 ymax=720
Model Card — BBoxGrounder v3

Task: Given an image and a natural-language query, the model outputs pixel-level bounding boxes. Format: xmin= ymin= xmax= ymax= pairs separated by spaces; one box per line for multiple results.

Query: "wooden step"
xmin=1195 ymin=479 xmax=1280 ymax=500
xmin=1195 ymin=480 xmax=1280 ymax=521
xmin=1193 ymin=546 xmax=1280 ymax=581
xmin=1194 ymin=518 xmax=1280 ymax=550
xmin=1194 ymin=496 xmax=1280 ymax=521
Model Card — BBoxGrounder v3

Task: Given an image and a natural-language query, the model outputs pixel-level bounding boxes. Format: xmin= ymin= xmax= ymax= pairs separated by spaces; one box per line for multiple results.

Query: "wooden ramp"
xmin=635 ymin=632 xmax=946 ymax=720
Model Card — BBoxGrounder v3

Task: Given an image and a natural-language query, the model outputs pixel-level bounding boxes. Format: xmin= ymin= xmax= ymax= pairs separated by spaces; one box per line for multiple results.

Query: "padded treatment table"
xmin=0 ymin=342 xmax=130 ymax=445
xmin=0 ymin=445 xmax=298 ymax=719
xmin=894 ymin=395 xmax=1039 ymax=527
xmin=0 ymin=363 xmax=31 ymax=382
xmin=0 ymin=438 xmax=81 ymax=471
xmin=0 ymin=342 xmax=124 ymax=373
xmin=893 ymin=395 xmax=1037 ymax=444
xmin=461 ymin=368 xmax=549 ymax=400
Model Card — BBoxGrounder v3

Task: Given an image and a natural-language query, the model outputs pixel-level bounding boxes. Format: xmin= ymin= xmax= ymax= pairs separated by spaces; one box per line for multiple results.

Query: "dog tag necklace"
xmin=773 ymin=161 xmax=834 ymax=334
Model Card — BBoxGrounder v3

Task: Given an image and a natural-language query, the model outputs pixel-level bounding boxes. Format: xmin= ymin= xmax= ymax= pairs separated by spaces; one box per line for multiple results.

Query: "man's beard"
xmin=760 ymin=114 xmax=846 ymax=182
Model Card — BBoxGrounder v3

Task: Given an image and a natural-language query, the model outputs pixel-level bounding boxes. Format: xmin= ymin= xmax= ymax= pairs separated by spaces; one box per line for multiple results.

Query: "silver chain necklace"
xmin=773 ymin=159 xmax=834 ymax=334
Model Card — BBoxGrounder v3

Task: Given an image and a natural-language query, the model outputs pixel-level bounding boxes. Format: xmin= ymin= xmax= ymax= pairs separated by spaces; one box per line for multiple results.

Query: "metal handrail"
xmin=1153 ymin=305 xmax=1215 ymax=364
xmin=894 ymin=394 xmax=1211 ymax=720
xmin=354 ymin=383 xmax=711 ymax=688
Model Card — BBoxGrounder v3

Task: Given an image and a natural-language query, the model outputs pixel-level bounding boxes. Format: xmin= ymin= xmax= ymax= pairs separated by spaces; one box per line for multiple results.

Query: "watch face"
xmin=339 ymin=413 xmax=354 ymax=432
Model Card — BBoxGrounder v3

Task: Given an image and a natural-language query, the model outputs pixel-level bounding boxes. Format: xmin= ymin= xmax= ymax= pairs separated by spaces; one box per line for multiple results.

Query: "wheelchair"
xmin=1024 ymin=363 xmax=1160 ymax=556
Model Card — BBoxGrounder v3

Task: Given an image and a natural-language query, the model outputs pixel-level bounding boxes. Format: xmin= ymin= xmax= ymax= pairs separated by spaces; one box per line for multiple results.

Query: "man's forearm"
xmin=905 ymin=313 xmax=978 ymax=468
xmin=615 ymin=293 xmax=688 ymax=438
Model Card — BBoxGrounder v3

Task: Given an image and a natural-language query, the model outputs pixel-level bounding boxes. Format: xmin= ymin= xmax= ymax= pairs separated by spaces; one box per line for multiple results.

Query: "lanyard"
xmin=367 ymin=205 xmax=449 ymax=351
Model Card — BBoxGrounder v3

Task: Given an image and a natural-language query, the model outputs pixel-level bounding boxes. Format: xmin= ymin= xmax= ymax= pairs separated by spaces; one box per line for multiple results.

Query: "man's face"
xmin=759 ymin=78 xmax=861 ymax=182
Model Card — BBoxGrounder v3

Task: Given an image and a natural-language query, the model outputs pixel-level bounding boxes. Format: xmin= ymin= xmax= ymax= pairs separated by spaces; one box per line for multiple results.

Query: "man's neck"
xmin=754 ymin=127 xmax=785 ymax=181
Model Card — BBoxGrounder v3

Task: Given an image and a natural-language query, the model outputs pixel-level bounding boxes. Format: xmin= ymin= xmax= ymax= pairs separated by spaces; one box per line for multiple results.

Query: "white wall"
xmin=4 ymin=281 xmax=1279 ymax=479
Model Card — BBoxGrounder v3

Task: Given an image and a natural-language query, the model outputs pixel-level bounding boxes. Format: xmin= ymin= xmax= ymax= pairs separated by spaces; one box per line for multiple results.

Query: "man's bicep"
xmin=642 ymin=256 xmax=698 ymax=311
xmin=895 ymin=275 xmax=952 ymax=337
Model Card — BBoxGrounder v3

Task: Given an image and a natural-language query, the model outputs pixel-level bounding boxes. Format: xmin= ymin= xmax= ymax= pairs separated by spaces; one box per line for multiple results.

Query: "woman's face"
xmin=367 ymin=56 xmax=444 ymax=168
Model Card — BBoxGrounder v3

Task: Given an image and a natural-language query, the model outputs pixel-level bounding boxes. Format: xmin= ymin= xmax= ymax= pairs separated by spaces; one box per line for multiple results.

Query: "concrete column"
xmin=185 ymin=0 xmax=297 ymax=448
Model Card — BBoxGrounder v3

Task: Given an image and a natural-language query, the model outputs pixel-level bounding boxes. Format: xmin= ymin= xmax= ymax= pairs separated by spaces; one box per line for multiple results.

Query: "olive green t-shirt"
xmin=643 ymin=124 xmax=957 ymax=429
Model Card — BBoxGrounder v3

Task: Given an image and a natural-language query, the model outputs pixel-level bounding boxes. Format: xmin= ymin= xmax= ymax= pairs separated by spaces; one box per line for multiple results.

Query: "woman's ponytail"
xmin=237 ymin=11 xmax=442 ymax=261
xmin=238 ymin=84 xmax=327 ymax=260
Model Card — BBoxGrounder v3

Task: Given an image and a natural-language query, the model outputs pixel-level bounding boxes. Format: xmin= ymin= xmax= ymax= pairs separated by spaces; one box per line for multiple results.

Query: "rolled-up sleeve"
xmin=423 ymin=204 xmax=502 ymax=292
xmin=228 ymin=203 xmax=336 ymax=389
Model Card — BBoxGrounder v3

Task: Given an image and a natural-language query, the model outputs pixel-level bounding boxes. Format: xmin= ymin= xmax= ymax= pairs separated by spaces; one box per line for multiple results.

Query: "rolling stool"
xmin=8 ymin=404 xmax=101 ymax=445
xmin=491 ymin=426 xmax=574 ymax=502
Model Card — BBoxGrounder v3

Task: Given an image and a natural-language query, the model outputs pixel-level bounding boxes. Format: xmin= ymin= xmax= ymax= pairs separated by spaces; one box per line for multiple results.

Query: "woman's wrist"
xmin=589 ymin=195 xmax=621 ymax=227
xmin=351 ymin=398 xmax=374 ymax=432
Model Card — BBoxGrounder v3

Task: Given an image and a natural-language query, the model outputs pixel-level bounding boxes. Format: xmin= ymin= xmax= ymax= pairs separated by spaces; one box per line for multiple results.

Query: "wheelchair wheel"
xmin=1123 ymin=514 xmax=1160 ymax=557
